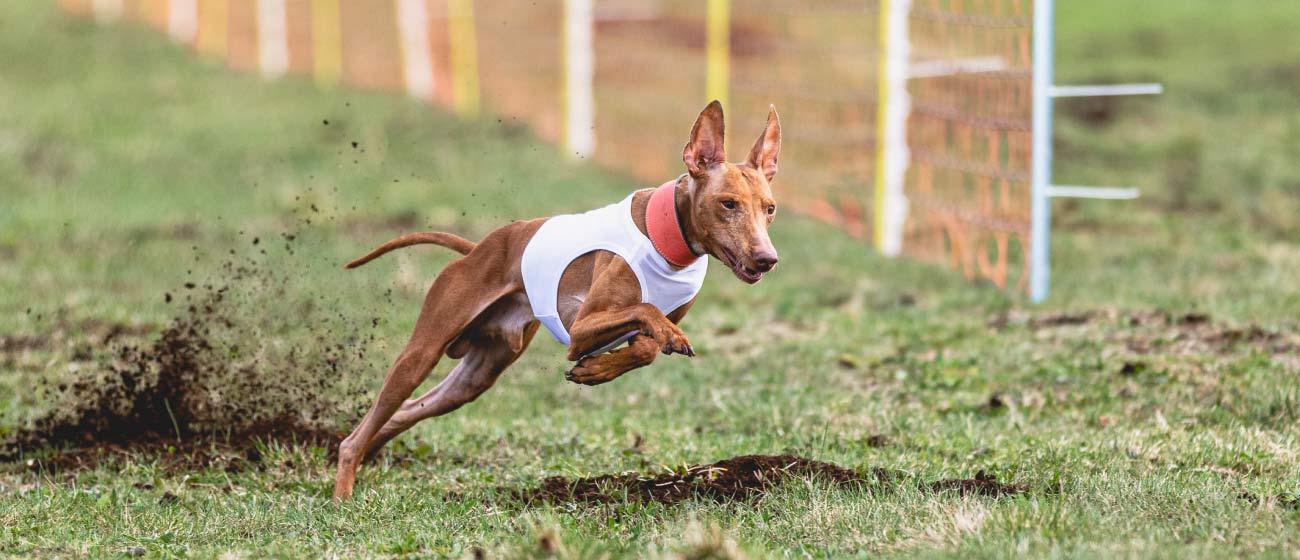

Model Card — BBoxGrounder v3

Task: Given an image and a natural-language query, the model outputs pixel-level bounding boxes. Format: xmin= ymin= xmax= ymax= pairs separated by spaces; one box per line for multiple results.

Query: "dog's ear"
xmin=683 ymin=100 xmax=726 ymax=178
xmin=745 ymin=105 xmax=781 ymax=181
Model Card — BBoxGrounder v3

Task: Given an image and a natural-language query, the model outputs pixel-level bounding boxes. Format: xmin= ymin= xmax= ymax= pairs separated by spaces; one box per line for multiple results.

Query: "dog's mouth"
xmin=719 ymin=248 xmax=764 ymax=284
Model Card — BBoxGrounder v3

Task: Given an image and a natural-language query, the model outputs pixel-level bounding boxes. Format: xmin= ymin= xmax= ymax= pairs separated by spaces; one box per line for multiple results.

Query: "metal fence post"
xmin=1029 ymin=0 xmax=1054 ymax=302
xmin=1029 ymin=0 xmax=1159 ymax=302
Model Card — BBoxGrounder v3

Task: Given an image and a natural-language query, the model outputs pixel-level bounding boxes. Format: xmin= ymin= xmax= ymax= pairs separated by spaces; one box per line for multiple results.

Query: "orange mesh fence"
xmin=729 ymin=1 xmax=879 ymax=239
xmin=56 ymin=0 xmax=1035 ymax=293
xmin=903 ymin=0 xmax=1033 ymax=291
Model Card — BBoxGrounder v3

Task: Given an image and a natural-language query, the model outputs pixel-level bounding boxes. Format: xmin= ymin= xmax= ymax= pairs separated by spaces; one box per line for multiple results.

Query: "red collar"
xmin=646 ymin=179 xmax=700 ymax=267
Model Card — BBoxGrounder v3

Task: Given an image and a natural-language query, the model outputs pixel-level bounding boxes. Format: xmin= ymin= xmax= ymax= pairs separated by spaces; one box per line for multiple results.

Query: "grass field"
xmin=3 ymin=1 xmax=1300 ymax=557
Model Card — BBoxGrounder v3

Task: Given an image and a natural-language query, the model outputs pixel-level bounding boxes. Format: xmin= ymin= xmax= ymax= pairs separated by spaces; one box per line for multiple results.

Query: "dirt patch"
xmin=1 ymin=255 xmax=369 ymax=474
xmin=1128 ymin=311 xmax=1298 ymax=356
xmin=1029 ymin=311 xmax=1097 ymax=328
xmin=987 ymin=309 xmax=1099 ymax=330
xmin=0 ymin=334 xmax=47 ymax=354
xmin=866 ymin=434 xmax=892 ymax=448
xmin=928 ymin=470 xmax=1023 ymax=497
xmin=124 ymin=222 xmax=203 ymax=243
xmin=337 ymin=210 xmax=425 ymax=237
xmin=511 ymin=455 xmax=1023 ymax=508
xmin=1057 ymin=95 xmax=1124 ymax=128
xmin=0 ymin=318 xmax=154 ymax=358
xmin=515 ymin=455 xmax=889 ymax=506
xmin=1238 ymin=491 xmax=1300 ymax=511
xmin=994 ymin=309 xmax=1298 ymax=357
xmin=21 ymin=418 xmax=336 ymax=474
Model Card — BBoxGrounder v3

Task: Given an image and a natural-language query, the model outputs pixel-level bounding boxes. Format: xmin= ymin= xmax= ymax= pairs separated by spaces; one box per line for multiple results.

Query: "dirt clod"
xmin=986 ymin=394 xmax=1008 ymax=410
xmin=1119 ymin=361 xmax=1148 ymax=376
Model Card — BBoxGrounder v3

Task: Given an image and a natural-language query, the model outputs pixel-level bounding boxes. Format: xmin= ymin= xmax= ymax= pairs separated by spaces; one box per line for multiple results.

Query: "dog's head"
xmin=680 ymin=101 xmax=781 ymax=284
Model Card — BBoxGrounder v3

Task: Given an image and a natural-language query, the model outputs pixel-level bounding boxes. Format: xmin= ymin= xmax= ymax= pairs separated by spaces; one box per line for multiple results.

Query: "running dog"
xmin=334 ymin=101 xmax=782 ymax=500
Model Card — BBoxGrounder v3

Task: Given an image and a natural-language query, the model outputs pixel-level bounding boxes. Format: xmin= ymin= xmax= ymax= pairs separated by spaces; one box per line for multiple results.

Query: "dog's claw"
xmin=659 ymin=340 xmax=694 ymax=356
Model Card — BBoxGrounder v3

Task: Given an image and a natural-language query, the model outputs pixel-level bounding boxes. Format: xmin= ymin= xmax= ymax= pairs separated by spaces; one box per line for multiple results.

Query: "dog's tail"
xmin=344 ymin=231 xmax=476 ymax=269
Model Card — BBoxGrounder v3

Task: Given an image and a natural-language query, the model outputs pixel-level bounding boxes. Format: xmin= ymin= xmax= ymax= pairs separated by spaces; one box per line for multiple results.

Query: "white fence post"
xmin=167 ymin=0 xmax=198 ymax=43
xmin=874 ymin=0 xmax=911 ymax=257
xmin=1029 ymin=0 xmax=1054 ymax=302
xmin=92 ymin=0 xmax=123 ymax=24
xmin=397 ymin=0 xmax=436 ymax=102
xmin=256 ymin=0 xmax=289 ymax=78
xmin=563 ymin=0 xmax=595 ymax=159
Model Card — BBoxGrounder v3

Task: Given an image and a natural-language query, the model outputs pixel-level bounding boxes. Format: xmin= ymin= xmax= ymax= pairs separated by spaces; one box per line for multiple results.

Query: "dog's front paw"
xmin=655 ymin=327 xmax=694 ymax=357
xmin=642 ymin=321 xmax=693 ymax=357
xmin=566 ymin=359 xmax=617 ymax=386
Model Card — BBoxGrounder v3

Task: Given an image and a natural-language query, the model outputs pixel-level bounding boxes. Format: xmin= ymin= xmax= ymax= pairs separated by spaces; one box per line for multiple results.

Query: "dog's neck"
xmin=644 ymin=177 xmax=701 ymax=268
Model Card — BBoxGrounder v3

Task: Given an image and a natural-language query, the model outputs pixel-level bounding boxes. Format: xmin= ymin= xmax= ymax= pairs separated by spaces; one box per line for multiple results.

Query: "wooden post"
xmin=196 ymin=0 xmax=228 ymax=57
xmin=447 ymin=0 xmax=480 ymax=117
xmin=311 ymin=0 xmax=342 ymax=87
xmin=706 ymin=0 xmax=729 ymax=128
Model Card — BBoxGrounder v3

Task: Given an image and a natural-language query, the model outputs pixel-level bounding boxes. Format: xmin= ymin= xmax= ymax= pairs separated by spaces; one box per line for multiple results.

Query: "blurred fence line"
xmin=57 ymin=0 xmax=1033 ymax=294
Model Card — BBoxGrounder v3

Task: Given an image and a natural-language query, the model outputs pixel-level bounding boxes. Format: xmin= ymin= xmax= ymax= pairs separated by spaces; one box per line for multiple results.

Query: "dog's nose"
xmin=753 ymin=249 xmax=779 ymax=272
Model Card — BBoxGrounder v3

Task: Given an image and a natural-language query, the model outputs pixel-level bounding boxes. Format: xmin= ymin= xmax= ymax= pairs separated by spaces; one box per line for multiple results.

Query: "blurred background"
xmin=23 ymin=0 xmax=1300 ymax=308
xmin=57 ymin=0 xmax=1031 ymax=286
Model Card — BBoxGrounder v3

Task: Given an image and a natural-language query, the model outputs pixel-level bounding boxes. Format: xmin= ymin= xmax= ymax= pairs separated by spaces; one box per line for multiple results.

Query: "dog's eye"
xmin=720 ymin=200 xmax=737 ymax=210
xmin=767 ymin=205 xmax=776 ymax=215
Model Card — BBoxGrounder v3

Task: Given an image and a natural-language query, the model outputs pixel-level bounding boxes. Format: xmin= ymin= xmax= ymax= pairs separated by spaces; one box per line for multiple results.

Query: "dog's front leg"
xmin=560 ymin=257 xmax=695 ymax=384
xmin=565 ymin=333 xmax=660 ymax=385
xmin=566 ymin=302 xmax=692 ymax=360
xmin=563 ymin=299 xmax=696 ymax=385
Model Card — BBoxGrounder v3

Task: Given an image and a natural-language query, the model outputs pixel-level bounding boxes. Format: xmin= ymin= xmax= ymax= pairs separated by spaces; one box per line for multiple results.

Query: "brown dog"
xmin=333 ymin=101 xmax=781 ymax=500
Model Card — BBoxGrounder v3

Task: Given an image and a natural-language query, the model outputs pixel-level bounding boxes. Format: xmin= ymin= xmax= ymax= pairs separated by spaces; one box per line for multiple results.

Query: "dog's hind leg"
xmin=333 ymin=257 xmax=511 ymax=501
xmin=361 ymin=305 xmax=539 ymax=462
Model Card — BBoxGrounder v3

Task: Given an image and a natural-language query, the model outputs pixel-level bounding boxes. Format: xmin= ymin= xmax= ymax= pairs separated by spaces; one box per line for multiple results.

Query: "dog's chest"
xmin=519 ymin=195 xmax=708 ymax=345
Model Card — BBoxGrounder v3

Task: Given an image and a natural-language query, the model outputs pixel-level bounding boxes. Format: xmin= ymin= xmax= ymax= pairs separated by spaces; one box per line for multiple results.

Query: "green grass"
xmin=2 ymin=1 xmax=1299 ymax=557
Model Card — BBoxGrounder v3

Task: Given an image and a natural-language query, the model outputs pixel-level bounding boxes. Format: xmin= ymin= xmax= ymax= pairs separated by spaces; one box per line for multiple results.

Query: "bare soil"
xmin=512 ymin=454 xmax=1023 ymax=507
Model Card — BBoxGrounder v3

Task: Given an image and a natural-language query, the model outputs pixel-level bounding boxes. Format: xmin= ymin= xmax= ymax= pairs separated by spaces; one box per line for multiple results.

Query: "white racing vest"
xmin=521 ymin=192 xmax=708 ymax=347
